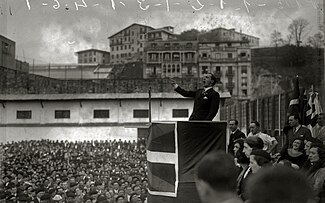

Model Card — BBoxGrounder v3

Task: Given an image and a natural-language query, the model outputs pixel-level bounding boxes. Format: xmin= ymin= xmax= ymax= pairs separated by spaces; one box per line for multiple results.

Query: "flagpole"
xmin=149 ymin=86 xmax=152 ymax=124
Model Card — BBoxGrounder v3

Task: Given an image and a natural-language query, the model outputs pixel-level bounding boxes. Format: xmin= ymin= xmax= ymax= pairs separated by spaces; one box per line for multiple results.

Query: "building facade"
xmin=108 ymin=23 xmax=155 ymax=64
xmin=0 ymin=93 xmax=230 ymax=143
xmin=76 ymin=49 xmax=110 ymax=64
xmin=203 ymin=28 xmax=259 ymax=47
xmin=144 ymin=40 xmax=198 ymax=78
xmin=0 ymin=35 xmax=16 ymax=70
xmin=198 ymin=41 xmax=251 ymax=99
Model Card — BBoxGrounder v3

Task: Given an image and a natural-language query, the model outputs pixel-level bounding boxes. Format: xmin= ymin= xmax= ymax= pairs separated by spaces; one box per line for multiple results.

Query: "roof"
xmin=75 ymin=49 xmax=110 ymax=54
xmin=108 ymin=23 xmax=155 ymax=39
xmin=147 ymin=28 xmax=175 ymax=36
xmin=0 ymin=92 xmax=231 ymax=101
xmin=211 ymin=27 xmax=260 ymax=39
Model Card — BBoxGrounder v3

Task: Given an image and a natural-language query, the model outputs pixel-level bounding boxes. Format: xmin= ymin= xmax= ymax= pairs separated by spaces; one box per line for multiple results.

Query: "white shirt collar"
xmin=204 ymin=87 xmax=213 ymax=92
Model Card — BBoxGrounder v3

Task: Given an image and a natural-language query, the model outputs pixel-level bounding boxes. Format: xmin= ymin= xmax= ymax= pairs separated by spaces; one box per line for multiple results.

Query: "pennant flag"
xmin=306 ymin=92 xmax=322 ymax=127
xmin=304 ymin=92 xmax=323 ymax=137
xmin=147 ymin=121 xmax=227 ymax=203
xmin=287 ymin=76 xmax=301 ymax=117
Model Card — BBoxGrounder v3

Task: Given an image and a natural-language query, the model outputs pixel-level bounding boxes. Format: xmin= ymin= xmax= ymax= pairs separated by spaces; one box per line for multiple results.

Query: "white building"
xmin=0 ymin=92 xmax=230 ymax=143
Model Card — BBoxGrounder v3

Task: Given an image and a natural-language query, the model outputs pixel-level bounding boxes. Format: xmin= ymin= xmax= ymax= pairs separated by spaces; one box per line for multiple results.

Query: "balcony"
xmin=226 ymin=82 xmax=235 ymax=89
xmin=199 ymin=57 xmax=237 ymax=63
xmin=183 ymin=58 xmax=196 ymax=63
xmin=214 ymin=71 xmax=222 ymax=77
xmin=238 ymin=57 xmax=250 ymax=62
xmin=144 ymin=45 xmax=197 ymax=51
xmin=226 ymin=71 xmax=234 ymax=77
xmin=211 ymin=47 xmax=237 ymax=52
xmin=147 ymin=59 xmax=160 ymax=63
xmin=147 ymin=73 xmax=158 ymax=78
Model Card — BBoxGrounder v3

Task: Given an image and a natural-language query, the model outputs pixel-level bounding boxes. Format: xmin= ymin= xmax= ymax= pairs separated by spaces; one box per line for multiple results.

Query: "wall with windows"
xmin=0 ymin=93 xmax=227 ymax=143
xmin=0 ymin=35 xmax=16 ymax=70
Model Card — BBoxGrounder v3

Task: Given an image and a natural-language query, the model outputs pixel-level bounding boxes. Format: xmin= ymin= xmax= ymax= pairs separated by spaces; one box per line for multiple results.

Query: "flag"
xmin=287 ymin=76 xmax=301 ymax=117
xmin=305 ymin=92 xmax=322 ymax=127
xmin=147 ymin=121 xmax=227 ymax=203
xmin=305 ymin=92 xmax=323 ymax=137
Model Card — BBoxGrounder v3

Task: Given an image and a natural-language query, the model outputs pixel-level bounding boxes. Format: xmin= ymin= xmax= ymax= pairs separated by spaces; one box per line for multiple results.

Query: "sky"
xmin=0 ymin=0 xmax=322 ymax=64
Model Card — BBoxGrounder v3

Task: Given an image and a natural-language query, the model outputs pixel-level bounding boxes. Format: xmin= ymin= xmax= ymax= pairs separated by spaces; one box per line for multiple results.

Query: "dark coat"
xmin=281 ymin=126 xmax=312 ymax=153
xmin=175 ymin=86 xmax=220 ymax=121
xmin=228 ymin=129 xmax=246 ymax=155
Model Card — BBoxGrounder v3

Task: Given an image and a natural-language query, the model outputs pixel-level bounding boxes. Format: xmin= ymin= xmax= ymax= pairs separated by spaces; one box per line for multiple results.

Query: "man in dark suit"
xmin=281 ymin=114 xmax=312 ymax=153
xmin=171 ymin=73 xmax=220 ymax=121
xmin=228 ymin=119 xmax=246 ymax=155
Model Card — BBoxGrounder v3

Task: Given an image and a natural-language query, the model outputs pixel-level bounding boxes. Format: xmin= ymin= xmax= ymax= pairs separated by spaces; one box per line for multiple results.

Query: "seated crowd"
xmin=1 ymin=113 xmax=325 ymax=203
xmin=0 ymin=139 xmax=148 ymax=203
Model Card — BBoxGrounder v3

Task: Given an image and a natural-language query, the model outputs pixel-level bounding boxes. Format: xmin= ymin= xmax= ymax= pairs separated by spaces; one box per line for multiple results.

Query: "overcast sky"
xmin=0 ymin=0 xmax=321 ymax=64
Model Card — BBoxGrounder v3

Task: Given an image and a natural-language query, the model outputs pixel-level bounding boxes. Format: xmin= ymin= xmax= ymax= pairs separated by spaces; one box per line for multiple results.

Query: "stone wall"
xmin=0 ymin=66 xmax=200 ymax=94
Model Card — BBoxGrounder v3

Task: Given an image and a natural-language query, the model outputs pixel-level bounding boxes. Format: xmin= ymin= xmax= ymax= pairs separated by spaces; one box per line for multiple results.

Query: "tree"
xmin=307 ymin=32 xmax=324 ymax=48
xmin=288 ymin=18 xmax=310 ymax=47
xmin=177 ymin=29 xmax=200 ymax=41
xmin=270 ymin=30 xmax=284 ymax=47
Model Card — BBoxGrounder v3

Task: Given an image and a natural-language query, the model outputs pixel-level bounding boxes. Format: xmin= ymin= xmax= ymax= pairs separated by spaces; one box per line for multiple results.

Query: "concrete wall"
xmin=0 ymin=95 xmax=225 ymax=143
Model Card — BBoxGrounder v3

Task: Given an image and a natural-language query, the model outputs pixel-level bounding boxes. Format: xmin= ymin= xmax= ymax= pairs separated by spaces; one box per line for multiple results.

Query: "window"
xmin=111 ymin=47 xmax=114 ymax=51
xmin=172 ymin=109 xmax=188 ymax=118
xmin=94 ymin=57 xmax=96 ymax=62
xmin=241 ymin=66 xmax=247 ymax=74
xmin=202 ymin=53 xmax=207 ymax=58
xmin=228 ymin=53 xmax=232 ymax=58
xmin=2 ymin=42 xmax=10 ymax=54
xmin=133 ymin=109 xmax=149 ymax=118
xmin=17 ymin=111 xmax=32 ymax=119
xmin=94 ymin=110 xmax=110 ymax=118
xmin=55 ymin=110 xmax=70 ymax=119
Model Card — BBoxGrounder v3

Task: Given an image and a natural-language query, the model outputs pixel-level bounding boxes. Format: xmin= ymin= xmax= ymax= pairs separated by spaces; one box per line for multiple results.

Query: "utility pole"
xmin=321 ymin=0 xmax=325 ymax=110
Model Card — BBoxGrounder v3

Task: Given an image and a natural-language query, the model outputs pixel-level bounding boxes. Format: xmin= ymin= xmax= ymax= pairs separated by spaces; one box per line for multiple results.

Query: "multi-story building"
xmin=76 ymin=49 xmax=110 ymax=64
xmin=0 ymin=35 xmax=16 ymax=70
xmin=108 ymin=23 xmax=155 ymax=64
xmin=144 ymin=40 xmax=198 ymax=78
xmin=198 ymin=40 xmax=252 ymax=99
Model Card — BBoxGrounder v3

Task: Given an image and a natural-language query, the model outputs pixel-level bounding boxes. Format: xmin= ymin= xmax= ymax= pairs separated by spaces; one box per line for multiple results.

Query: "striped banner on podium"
xmin=147 ymin=121 xmax=226 ymax=203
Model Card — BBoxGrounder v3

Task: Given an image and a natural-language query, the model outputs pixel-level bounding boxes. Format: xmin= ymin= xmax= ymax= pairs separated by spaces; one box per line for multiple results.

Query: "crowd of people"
xmin=223 ymin=113 xmax=325 ymax=203
xmin=0 ymin=139 xmax=148 ymax=203
xmin=1 ymin=112 xmax=325 ymax=203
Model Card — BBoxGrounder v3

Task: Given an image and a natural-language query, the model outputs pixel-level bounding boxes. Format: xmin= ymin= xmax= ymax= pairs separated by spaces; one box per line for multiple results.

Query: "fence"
xmin=220 ymin=91 xmax=295 ymax=147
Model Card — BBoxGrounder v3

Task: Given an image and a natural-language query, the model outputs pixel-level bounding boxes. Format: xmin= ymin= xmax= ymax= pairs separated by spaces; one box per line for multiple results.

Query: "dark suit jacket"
xmin=228 ymin=129 xmax=246 ymax=155
xmin=281 ymin=125 xmax=312 ymax=153
xmin=175 ymin=86 xmax=220 ymax=121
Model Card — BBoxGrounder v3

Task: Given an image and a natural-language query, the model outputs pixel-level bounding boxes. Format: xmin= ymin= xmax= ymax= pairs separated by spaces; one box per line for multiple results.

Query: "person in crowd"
xmin=302 ymin=137 xmax=323 ymax=171
xmin=1 ymin=139 xmax=148 ymax=203
xmin=282 ymin=114 xmax=312 ymax=153
xmin=247 ymin=121 xmax=278 ymax=153
xmin=195 ymin=151 xmax=243 ymax=203
xmin=237 ymin=136 xmax=264 ymax=201
xmin=249 ymin=149 xmax=272 ymax=174
xmin=246 ymin=165 xmax=313 ymax=203
xmin=233 ymin=138 xmax=245 ymax=166
xmin=306 ymin=143 xmax=325 ymax=202
xmin=171 ymin=73 xmax=220 ymax=121
xmin=234 ymin=139 xmax=250 ymax=197
xmin=228 ymin=120 xmax=246 ymax=155
xmin=277 ymin=137 xmax=307 ymax=168
xmin=314 ymin=113 xmax=325 ymax=143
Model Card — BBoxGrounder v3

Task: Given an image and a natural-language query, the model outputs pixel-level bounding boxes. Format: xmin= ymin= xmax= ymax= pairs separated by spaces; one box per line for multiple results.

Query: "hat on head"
xmin=251 ymin=149 xmax=272 ymax=161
